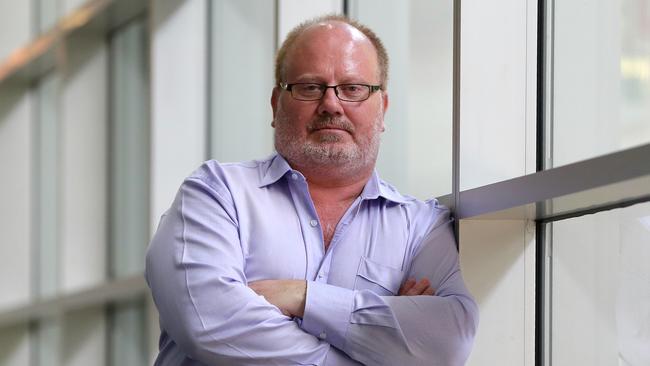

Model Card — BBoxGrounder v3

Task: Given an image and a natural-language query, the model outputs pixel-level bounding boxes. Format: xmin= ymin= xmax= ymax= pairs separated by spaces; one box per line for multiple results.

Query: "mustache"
xmin=307 ymin=116 xmax=354 ymax=133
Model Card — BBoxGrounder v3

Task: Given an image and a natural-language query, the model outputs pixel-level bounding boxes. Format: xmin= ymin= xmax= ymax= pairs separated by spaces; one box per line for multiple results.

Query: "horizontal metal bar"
xmin=0 ymin=275 xmax=147 ymax=328
xmin=0 ymin=0 xmax=146 ymax=87
xmin=458 ymin=143 xmax=650 ymax=220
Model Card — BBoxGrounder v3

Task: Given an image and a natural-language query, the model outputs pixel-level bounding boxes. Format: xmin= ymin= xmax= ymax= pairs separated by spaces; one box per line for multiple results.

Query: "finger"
xmin=423 ymin=286 xmax=436 ymax=296
xmin=407 ymin=278 xmax=431 ymax=296
xmin=399 ymin=278 xmax=416 ymax=295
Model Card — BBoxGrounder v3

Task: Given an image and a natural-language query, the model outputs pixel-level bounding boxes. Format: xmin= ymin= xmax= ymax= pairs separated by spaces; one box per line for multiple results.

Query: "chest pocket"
xmin=353 ymin=256 xmax=404 ymax=296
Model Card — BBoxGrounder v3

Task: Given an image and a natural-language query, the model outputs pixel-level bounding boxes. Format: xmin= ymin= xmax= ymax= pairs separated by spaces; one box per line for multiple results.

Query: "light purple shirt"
xmin=146 ymin=153 xmax=478 ymax=366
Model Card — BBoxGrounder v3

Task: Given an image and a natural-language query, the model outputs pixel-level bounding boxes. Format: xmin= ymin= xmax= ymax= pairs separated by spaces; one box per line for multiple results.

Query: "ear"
xmin=271 ymin=87 xmax=280 ymax=127
xmin=381 ymin=91 xmax=389 ymax=115
xmin=380 ymin=91 xmax=389 ymax=132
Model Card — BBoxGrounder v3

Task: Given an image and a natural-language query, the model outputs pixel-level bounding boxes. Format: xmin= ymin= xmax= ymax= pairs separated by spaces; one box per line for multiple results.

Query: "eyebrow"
xmin=290 ymin=76 xmax=374 ymax=85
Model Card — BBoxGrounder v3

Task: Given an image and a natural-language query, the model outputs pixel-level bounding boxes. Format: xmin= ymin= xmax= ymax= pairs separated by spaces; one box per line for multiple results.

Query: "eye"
xmin=341 ymin=84 xmax=362 ymax=93
xmin=300 ymin=83 xmax=322 ymax=92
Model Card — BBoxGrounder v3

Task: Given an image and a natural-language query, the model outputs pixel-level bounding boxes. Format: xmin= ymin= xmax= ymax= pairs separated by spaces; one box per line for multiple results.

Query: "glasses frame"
xmin=279 ymin=82 xmax=382 ymax=102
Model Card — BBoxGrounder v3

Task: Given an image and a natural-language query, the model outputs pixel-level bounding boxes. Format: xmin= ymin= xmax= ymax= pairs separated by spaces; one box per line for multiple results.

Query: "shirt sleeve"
xmin=145 ymin=174 xmax=331 ymax=365
xmin=300 ymin=211 xmax=479 ymax=366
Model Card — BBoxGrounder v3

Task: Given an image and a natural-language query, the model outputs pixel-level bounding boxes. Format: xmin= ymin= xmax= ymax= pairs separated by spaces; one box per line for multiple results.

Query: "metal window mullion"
xmin=452 ymin=0 xmax=461 ymax=242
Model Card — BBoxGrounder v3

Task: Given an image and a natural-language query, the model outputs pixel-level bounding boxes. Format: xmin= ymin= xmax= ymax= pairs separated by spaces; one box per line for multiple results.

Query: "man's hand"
xmin=398 ymin=277 xmax=436 ymax=296
xmin=249 ymin=277 xmax=435 ymax=318
xmin=249 ymin=280 xmax=307 ymax=318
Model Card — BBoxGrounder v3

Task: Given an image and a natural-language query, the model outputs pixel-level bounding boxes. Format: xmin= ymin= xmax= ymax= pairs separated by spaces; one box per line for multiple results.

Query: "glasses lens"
xmin=292 ymin=83 xmax=323 ymax=100
xmin=337 ymin=84 xmax=370 ymax=102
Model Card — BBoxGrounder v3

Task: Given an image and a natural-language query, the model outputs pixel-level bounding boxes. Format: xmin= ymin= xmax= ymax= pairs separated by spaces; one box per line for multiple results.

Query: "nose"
xmin=316 ymin=87 xmax=344 ymax=116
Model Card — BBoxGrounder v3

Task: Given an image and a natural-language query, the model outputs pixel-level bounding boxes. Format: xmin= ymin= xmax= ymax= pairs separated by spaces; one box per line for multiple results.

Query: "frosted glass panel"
xmin=34 ymin=73 xmax=60 ymax=298
xmin=352 ymin=0 xmax=453 ymax=199
xmin=109 ymin=19 xmax=150 ymax=278
xmin=551 ymin=202 xmax=650 ymax=366
xmin=109 ymin=299 xmax=147 ymax=366
xmin=553 ymin=0 xmax=650 ymax=167
xmin=209 ymin=0 xmax=275 ymax=162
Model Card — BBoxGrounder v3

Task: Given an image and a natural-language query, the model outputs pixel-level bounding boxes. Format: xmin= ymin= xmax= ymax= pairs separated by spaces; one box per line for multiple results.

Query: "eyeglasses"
xmin=279 ymin=82 xmax=381 ymax=102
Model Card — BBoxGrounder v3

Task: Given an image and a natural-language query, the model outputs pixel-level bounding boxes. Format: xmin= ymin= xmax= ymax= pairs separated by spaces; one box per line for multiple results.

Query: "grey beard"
xmin=273 ymin=116 xmax=381 ymax=174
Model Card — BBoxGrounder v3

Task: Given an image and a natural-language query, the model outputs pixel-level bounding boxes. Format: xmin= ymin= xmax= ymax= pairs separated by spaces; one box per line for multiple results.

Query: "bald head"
xmin=275 ymin=15 xmax=389 ymax=89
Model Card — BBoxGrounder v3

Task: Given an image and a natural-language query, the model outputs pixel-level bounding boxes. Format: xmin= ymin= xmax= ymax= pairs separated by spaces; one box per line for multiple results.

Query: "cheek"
xmin=277 ymin=101 xmax=314 ymax=127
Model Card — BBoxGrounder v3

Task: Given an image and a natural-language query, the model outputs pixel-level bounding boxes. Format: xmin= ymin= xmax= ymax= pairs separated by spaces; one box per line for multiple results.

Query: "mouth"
xmin=314 ymin=126 xmax=348 ymax=132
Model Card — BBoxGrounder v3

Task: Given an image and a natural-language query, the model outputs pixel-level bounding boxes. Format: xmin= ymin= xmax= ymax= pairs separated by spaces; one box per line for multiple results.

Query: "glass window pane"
xmin=551 ymin=201 xmax=650 ymax=365
xmin=109 ymin=299 xmax=147 ymax=366
xmin=459 ymin=0 xmax=536 ymax=190
xmin=34 ymin=73 xmax=60 ymax=298
xmin=552 ymin=0 xmax=650 ymax=167
xmin=34 ymin=0 xmax=58 ymax=33
xmin=352 ymin=0 xmax=453 ymax=199
xmin=33 ymin=317 xmax=62 ymax=366
xmin=60 ymin=33 xmax=108 ymax=292
xmin=209 ymin=0 xmax=275 ymax=162
xmin=109 ymin=18 xmax=150 ymax=278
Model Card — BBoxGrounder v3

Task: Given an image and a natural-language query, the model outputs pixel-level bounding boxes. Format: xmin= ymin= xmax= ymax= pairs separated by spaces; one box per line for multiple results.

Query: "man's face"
xmin=271 ymin=22 xmax=388 ymax=173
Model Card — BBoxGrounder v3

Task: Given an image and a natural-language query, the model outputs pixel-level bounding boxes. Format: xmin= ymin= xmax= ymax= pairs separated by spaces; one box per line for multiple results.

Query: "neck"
xmin=290 ymin=160 xmax=374 ymax=204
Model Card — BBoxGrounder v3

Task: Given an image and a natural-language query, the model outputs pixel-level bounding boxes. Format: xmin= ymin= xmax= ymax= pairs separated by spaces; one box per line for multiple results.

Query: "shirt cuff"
xmin=301 ymin=281 xmax=355 ymax=351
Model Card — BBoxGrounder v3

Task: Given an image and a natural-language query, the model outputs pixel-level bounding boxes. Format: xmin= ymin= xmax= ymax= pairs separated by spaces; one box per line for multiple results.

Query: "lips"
xmin=314 ymin=126 xmax=347 ymax=132
xmin=308 ymin=118 xmax=354 ymax=134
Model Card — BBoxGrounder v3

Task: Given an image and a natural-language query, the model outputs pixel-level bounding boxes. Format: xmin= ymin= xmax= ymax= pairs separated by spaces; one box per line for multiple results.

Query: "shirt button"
xmin=319 ymin=331 xmax=327 ymax=340
xmin=291 ymin=173 xmax=298 ymax=180
xmin=317 ymin=273 xmax=323 ymax=279
xmin=310 ymin=219 xmax=318 ymax=227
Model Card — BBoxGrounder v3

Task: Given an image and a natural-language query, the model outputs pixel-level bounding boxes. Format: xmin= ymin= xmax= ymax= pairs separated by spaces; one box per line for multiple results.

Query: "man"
xmin=146 ymin=15 xmax=478 ymax=366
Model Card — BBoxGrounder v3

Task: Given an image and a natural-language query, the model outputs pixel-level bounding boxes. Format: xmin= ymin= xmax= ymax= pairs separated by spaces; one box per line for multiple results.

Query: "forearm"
xmin=301 ymin=282 xmax=478 ymax=366
xmin=146 ymin=177 xmax=330 ymax=365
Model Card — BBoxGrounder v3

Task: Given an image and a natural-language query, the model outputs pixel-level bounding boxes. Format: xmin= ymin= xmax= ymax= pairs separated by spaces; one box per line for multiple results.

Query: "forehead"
xmin=284 ymin=21 xmax=379 ymax=80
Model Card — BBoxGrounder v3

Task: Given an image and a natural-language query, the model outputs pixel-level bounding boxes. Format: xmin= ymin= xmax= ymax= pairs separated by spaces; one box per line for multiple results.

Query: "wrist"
xmin=292 ymin=280 xmax=307 ymax=318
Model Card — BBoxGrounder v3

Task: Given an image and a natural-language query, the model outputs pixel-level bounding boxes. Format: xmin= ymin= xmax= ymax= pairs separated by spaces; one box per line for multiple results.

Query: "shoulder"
xmin=377 ymin=177 xmax=452 ymax=236
xmin=187 ymin=155 xmax=273 ymax=190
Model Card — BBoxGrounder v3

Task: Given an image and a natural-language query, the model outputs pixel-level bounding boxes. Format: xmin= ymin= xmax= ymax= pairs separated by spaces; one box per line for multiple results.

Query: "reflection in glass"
xmin=552 ymin=0 xmax=650 ymax=167
xmin=551 ymin=201 xmax=650 ymax=366
xmin=109 ymin=18 xmax=149 ymax=278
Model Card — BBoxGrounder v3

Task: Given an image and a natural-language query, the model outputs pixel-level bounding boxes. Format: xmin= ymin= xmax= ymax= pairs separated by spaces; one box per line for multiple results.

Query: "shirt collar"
xmin=259 ymin=152 xmax=293 ymax=187
xmin=361 ymin=171 xmax=409 ymax=204
xmin=259 ymin=152 xmax=409 ymax=204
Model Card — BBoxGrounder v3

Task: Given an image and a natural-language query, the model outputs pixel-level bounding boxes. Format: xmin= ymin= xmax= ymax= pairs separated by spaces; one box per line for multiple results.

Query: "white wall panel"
xmin=460 ymin=220 xmax=535 ymax=366
xmin=60 ymin=34 xmax=108 ymax=292
xmin=0 ymin=88 xmax=32 ymax=309
xmin=151 ymin=0 xmax=207 ymax=231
